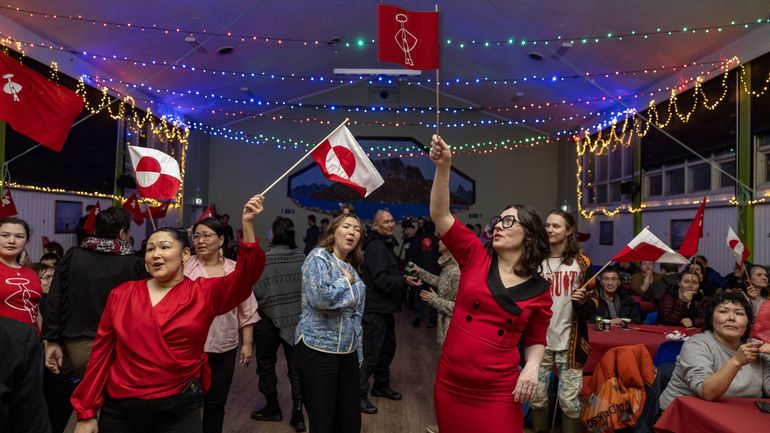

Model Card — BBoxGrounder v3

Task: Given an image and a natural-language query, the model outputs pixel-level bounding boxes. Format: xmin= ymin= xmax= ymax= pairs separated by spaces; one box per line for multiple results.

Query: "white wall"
xmin=579 ymin=213 xmax=635 ymax=267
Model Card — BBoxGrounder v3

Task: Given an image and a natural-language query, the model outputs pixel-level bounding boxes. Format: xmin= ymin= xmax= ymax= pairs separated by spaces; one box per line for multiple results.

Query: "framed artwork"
xmin=54 ymin=200 xmax=82 ymax=234
xmin=599 ymin=221 xmax=614 ymax=245
xmin=287 ymin=137 xmax=475 ymax=221
xmin=670 ymin=219 xmax=691 ymax=250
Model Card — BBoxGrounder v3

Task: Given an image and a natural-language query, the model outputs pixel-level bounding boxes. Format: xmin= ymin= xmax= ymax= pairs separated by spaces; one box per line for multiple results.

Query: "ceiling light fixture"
xmin=184 ymin=35 xmax=207 ymax=54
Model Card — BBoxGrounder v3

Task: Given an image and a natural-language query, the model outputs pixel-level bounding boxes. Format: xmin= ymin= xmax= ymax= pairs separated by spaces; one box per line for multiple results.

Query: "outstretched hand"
xmin=242 ymin=195 xmax=265 ymax=224
xmin=429 ymin=135 xmax=451 ymax=167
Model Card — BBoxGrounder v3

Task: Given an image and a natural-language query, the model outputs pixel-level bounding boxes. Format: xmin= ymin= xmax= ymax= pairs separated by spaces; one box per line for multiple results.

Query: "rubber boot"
xmin=561 ymin=415 xmax=582 ymax=433
xmin=289 ymin=400 xmax=306 ymax=432
xmin=531 ymin=408 xmax=551 ymax=433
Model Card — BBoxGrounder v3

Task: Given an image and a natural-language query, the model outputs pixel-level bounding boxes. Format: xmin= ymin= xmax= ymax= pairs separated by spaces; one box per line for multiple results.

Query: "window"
xmin=610 ymin=147 xmax=623 ymax=179
xmin=597 ymin=153 xmax=608 ymax=182
xmin=596 ymin=184 xmax=608 ymax=203
xmin=609 ymin=181 xmax=622 ymax=202
xmin=765 ymin=152 xmax=770 ymax=183
xmin=690 ymin=163 xmax=711 ymax=192
xmin=648 ymin=174 xmax=663 ymax=196
xmin=666 ymin=168 xmax=685 ymax=195
xmin=720 ymin=160 xmax=736 ymax=188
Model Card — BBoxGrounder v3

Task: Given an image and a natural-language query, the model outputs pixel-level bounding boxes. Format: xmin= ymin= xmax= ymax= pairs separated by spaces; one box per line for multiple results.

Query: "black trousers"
xmin=98 ymin=390 xmax=202 ymax=433
xmin=203 ymin=348 xmax=237 ymax=433
xmin=359 ymin=312 xmax=396 ymax=397
xmin=295 ymin=341 xmax=361 ymax=433
xmin=254 ymin=315 xmax=301 ymax=403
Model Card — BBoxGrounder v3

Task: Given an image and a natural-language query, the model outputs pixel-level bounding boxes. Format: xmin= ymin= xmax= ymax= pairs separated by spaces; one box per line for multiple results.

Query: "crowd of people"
xmin=2 ymin=135 xmax=770 ymax=433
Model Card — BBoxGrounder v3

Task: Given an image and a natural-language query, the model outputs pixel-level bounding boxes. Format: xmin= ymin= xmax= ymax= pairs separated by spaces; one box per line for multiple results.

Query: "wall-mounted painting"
xmin=670 ymin=219 xmax=691 ymax=250
xmin=599 ymin=221 xmax=614 ymax=245
xmin=288 ymin=137 xmax=475 ymax=221
xmin=54 ymin=200 xmax=82 ymax=234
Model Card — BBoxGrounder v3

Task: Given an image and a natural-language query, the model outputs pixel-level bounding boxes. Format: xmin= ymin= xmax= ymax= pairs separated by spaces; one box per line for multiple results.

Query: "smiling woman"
xmin=70 ymin=195 xmax=267 ymax=433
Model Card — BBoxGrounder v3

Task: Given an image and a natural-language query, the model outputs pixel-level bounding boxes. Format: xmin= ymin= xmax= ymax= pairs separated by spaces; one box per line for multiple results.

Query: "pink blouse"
xmin=184 ymin=255 xmax=259 ymax=353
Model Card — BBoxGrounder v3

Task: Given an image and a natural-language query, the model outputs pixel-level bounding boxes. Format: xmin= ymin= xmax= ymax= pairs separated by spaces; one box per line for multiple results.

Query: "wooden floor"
xmin=223 ymin=311 xmax=442 ymax=433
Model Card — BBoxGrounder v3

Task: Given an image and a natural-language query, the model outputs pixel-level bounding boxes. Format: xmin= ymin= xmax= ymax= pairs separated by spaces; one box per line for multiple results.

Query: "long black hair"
xmin=703 ymin=291 xmax=754 ymax=342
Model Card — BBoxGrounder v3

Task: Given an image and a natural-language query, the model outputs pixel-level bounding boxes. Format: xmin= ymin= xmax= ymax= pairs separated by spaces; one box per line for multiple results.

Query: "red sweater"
xmin=0 ymin=262 xmax=43 ymax=334
xmin=71 ymin=241 xmax=265 ymax=420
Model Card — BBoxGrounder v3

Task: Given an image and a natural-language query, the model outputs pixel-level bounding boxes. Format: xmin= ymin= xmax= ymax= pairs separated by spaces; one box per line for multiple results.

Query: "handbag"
xmin=581 ymin=367 xmax=645 ymax=433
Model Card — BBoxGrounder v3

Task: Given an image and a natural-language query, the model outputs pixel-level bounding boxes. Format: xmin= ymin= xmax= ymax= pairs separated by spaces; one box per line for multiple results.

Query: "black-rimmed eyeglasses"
xmin=490 ymin=215 xmax=518 ymax=229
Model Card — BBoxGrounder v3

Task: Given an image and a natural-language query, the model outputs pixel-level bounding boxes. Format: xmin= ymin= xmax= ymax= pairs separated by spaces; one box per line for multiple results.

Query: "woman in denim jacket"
xmin=295 ymin=213 xmax=366 ymax=433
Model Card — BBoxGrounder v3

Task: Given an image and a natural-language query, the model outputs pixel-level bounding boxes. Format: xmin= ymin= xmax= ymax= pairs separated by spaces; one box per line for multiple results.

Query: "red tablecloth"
xmin=583 ymin=325 xmax=695 ymax=373
xmin=654 ymin=396 xmax=770 ymax=433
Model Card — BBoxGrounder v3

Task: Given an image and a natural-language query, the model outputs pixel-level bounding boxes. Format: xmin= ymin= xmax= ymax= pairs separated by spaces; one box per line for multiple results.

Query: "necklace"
xmin=544 ymin=256 xmax=565 ymax=281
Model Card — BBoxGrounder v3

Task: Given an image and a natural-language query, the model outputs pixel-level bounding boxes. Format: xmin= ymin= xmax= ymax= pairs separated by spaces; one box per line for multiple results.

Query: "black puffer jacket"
xmin=362 ymin=230 xmax=407 ymax=314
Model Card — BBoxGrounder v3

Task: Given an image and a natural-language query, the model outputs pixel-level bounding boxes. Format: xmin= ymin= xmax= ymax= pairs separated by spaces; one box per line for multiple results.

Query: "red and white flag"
xmin=142 ymin=202 xmax=169 ymax=219
xmin=0 ymin=189 xmax=17 ymax=218
xmin=0 ymin=52 xmax=85 ymax=151
xmin=726 ymin=226 xmax=750 ymax=266
xmin=612 ymin=227 xmax=689 ymax=264
xmin=194 ymin=205 xmax=217 ymax=225
xmin=310 ymin=125 xmax=384 ymax=197
xmin=121 ymin=193 xmax=144 ymax=226
xmin=127 ymin=146 xmax=181 ymax=200
xmin=83 ymin=202 xmax=101 ymax=235
xmin=678 ymin=196 xmax=707 ymax=258
xmin=377 ymin=4 xmax=439 ymax=70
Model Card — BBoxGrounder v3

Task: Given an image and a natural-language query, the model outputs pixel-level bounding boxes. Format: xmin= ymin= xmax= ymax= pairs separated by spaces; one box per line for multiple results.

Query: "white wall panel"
xmin=754 ymin=204 xmax=770 ymax=267
xmin=642 ymin=205 xmax=738 ymax=275
xmin=6 ymin=189 xmax=183 ymax=262
xmin=578 ymin=214 xmax=635 ymax=267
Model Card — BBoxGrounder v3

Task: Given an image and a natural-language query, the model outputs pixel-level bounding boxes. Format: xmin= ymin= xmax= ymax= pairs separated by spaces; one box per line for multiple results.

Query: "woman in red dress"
xmin=429 ymin=136 xmax=553 ymax=433
xmin=71 ymin=195 xmax=267 ymax=433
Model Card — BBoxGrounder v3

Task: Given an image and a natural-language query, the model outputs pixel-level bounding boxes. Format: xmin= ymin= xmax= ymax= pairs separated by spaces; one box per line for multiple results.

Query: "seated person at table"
xmin=689 ymin=261 xmax=716 ymax=298
xmin=629 ymin=261 xmax=663 ymax=301
xmin=723 ymin=262 xmax=751 ymax=293
xmin=658 ymin=291 xmax=770 ymax=412
xmin=657 ymin=270 xmax=704 ymax=328
xmin=694 ymin=255 xmax=725 ymax=290
xmin=648 ymin=263 xmax=679 ymax=303
xmin=613 ymin=261 xmax=638 ymax=290
xmin=596 ymin=269 xmax=641 ymax=325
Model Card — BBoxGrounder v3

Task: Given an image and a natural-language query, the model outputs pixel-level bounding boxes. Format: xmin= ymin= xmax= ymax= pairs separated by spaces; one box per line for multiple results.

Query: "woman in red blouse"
xmin=0 ymin=217 xmax=44 ymax=334
xmin=72 ymin=195 xmax=267 ymax=433
xmin=428 ymin=136 xmax=553 ymax=433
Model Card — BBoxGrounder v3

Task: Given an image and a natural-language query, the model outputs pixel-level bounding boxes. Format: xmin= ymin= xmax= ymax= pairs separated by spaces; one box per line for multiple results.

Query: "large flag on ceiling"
xmin=310 ymin=125 xmax=384 ymax=197
xmin=726 ymin=226 xmax=750 ymax=266
xmin=0 ymin=189 xmax=17 ymax=218
xmin=121 ymin=193 xmax=145 ymax=225
xmin=0 ymin=52 xmax=84 ymax=151
xmin=127 ymin=146 xmax=182 ymax=201
xmin=377 ymin=4 xmax=439 ymax=70
xmin=678 ymin=196 xmax=707 ymax=258
xmin=612 ymin=227 xmax=689 ymax=264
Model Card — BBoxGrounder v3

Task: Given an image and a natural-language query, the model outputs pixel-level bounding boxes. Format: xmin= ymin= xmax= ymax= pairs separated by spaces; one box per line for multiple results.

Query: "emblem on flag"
xmin=127 ymin=146 xmax=182 ymax=201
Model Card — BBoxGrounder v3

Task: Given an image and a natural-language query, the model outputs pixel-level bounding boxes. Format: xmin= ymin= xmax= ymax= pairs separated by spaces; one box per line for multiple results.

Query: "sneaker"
xmin=426 ymin=425 xmax=439 ymax=433
xmin=360 ymin=398 xmax=378 ymax=414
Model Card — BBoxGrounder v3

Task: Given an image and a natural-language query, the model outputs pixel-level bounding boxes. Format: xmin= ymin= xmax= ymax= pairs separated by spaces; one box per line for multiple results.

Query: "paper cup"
xmin=621 ymin=318 xmax=632 ymax=329
xmin=602 ymin=319 xmax=612 ymax=331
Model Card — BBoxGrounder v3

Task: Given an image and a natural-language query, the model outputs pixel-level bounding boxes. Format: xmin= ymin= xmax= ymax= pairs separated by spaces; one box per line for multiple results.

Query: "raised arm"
xmin=206 ymin=195 xmax=267 ymax=315
xmin=429 ymin=135 xmax=455 ymax=236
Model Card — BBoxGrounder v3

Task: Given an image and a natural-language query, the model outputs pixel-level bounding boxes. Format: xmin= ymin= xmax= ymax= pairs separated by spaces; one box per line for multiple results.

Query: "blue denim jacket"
xmin=295 ymin=247 xmax=366 ymax=361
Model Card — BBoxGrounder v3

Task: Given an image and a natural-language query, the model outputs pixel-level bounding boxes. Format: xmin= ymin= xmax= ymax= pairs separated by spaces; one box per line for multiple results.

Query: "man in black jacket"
xmin=359 ymin=209 xmax=421 ymax=415
xmin=43 ymin=207 xmax=147 ymax=402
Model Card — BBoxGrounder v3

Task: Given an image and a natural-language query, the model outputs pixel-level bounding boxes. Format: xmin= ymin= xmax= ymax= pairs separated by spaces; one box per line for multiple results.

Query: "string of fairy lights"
xmin=574 ymin=56 xmax=770 ymax=218
xmin=2 ymin=4 xmax=768 ymax=49
xmin=2 ymin=7 xmax=770 ymax=211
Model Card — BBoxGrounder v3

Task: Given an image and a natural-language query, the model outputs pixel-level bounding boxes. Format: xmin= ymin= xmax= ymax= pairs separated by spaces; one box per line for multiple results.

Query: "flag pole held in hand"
xmin=260 ymin=118 xmax=349 ymax=196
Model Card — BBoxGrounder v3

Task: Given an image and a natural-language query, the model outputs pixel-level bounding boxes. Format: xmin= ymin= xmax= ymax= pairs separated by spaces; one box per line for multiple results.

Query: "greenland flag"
xmin=310 ymin=126 xmax=384 ymax=197
xmin=127 ymin=146 xmax=181 ymax=200
xmin=612 ymin=227 xmax=689 ymax=264
xmin=726 ymin=226 xmax=750 ymax=266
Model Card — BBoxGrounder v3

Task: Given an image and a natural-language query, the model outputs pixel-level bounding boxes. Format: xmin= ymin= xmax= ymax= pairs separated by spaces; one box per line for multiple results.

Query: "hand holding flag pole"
xmin=260 ymin=118 xmax=350 ymax=196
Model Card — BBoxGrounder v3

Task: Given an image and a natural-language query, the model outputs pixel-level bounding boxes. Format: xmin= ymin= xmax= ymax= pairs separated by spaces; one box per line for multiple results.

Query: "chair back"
xmin=653 ymin=340 xmax=684 ymax=367
xmin=643 ymin=311 xmax=658 ymax=325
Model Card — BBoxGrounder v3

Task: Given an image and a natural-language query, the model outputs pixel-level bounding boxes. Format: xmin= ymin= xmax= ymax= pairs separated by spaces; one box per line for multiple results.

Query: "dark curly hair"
xmin=703 ymin=291 xmax=754 ymax=342
xmin=547 ymin=210 xmax=581 ymax=266
xmin=487 ymin=204 xmax=549 ymax=278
